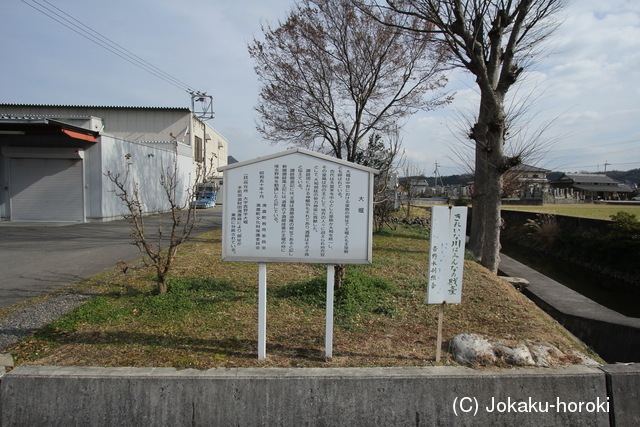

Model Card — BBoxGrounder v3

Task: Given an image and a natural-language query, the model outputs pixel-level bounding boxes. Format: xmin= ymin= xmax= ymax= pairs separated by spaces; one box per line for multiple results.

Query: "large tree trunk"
xmin=468 ymin=144 xmax=487 ymax=260
xmin=334 ymin=264 xmax=346 ymax=290
xmin=481 ymin=154 xmax=504 ymax=273
xmin=469 ymin=90 xmax=508 ymax=274
xmin=467 ymin=89 xmax=493 ymax=261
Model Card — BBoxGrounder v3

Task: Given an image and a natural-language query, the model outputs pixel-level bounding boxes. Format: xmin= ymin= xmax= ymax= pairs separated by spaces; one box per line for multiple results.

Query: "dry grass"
xmin=502 ymin=203 xmax=640 ymax=220
xmin=5 ymin=226 xmax=595 ymax=370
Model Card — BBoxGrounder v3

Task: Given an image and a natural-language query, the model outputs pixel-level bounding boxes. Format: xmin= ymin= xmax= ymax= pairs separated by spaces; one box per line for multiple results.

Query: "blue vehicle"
xmin=191 ymin=183 xmax=218 ymax=209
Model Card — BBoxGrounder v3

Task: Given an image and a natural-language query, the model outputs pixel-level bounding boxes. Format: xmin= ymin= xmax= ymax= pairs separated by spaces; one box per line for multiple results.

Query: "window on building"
xmin=195 ymin=136 xmax=204 ymax=162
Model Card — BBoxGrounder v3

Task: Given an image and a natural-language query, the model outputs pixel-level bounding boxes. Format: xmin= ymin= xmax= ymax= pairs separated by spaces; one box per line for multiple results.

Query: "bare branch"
xmin=356 ymin=0 xmax=568 ymax=272
xmin=249 ymin=0 xmax=452 ymax=163
xmin=106 ymin=154 xmax=203 ymax=294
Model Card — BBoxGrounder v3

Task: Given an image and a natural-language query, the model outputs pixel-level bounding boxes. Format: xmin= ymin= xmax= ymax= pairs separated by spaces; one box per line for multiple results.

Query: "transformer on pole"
xmin=188 ymin=90 xmax=214 ymax=120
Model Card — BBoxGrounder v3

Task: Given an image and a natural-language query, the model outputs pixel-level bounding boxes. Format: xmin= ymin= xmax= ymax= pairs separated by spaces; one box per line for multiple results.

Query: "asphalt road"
xmin=0 ymin=207 xmax=223 ymax=309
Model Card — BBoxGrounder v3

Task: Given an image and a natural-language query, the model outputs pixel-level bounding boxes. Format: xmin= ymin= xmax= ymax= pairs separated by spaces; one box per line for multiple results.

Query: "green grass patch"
xmin=42 ymin=296 xmax=130 ymax=334
xmin=36 ymin=277 xmax=237 ymax=338
xmin=135 ymin=277 xmax=236 ymax=315
xmin=274 ymin=268 xmax=397 ymax=327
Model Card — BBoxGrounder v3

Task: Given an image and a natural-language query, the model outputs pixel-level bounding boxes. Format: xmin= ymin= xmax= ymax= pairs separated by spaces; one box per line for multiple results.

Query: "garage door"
xmin=10 ymin=158 xmax=84 ymax=222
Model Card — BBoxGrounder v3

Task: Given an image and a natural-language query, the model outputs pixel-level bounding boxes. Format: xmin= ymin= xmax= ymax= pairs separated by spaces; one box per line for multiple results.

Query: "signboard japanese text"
xmin=219 ymin=149 xmax=377 ymax=264
xmin=427 ymin=206 xmax=468 ymax=304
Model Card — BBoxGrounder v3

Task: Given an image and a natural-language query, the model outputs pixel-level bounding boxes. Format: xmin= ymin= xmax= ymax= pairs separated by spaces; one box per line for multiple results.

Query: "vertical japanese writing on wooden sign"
xmin=221 ymin=150 xmax=376 ymax=264
xmin=426 ymin=206 xmax=468 ymax=304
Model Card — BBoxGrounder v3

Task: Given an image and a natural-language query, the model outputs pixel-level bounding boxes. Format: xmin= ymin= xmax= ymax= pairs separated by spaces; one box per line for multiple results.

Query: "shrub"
xmin=608 ymin=211 xmax=640 ymax=240
xmin=453 ymin=195 xmax=470 ymax=207
xmin=524 ymin=214 xmax=559 ymax=250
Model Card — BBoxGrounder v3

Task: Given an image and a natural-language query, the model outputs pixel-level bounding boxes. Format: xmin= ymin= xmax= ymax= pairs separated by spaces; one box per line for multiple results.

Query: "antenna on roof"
xmin=188 ymin=90 xmax=214 ymax=120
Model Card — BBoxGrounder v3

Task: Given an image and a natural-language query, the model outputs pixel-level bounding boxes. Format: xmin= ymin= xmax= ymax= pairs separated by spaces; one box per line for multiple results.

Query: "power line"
xmin=21 ymin=0 xmax=196 ymax=93
xmin=559 ymin=161 xmax=640 ymax=171
xmin=38 ymin=0 xmax=195 ymax=91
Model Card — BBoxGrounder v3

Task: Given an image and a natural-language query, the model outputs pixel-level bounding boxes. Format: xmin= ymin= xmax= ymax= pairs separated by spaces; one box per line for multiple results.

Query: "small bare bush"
xmin=106 ymin=155 xmax=201 ymax=294
xmin=525 ymin=214 xmax=559 ymax=250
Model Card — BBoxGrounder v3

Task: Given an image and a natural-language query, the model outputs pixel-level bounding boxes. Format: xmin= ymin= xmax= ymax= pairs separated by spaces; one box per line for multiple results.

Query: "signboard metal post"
xmin=436 ymin=302 xmax=445 ymax=362
xmin=325 ymin=264 xmax=335 ymax=359
xmin=258 ymin=262 xmax=267 ymax=360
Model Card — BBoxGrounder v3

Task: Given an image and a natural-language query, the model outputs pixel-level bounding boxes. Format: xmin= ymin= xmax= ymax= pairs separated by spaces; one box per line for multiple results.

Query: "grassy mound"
xmin=4 ymin=226 xmax=596 ymax=369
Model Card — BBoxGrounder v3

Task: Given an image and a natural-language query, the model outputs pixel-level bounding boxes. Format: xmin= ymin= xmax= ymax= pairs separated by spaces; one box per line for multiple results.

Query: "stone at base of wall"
xmin=0 ymin=354 xmax=13 ymax=368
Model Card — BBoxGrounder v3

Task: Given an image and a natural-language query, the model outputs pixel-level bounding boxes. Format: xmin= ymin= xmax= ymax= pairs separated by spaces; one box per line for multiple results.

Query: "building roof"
xmin=0 ymin=116 xmax=99 ymax=142
xmin=549 ymin=173 xmax=634 ymax=193
xmin=573 ymin=184 xmax=634 ymax=193
xmin=0 ymin=103 xmax=189 ymax=111
xmin=510 ymin=164 xmax=551 ymax=173
xmin=551 ymin=173 xmax=612 ymax=185
xmin=560 ymin=173 xmax=619 ymax=184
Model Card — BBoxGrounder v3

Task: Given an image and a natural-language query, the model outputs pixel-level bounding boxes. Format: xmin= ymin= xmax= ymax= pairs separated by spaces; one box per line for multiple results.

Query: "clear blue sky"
xmin=2 ymin=0 xmax=638 ymax=176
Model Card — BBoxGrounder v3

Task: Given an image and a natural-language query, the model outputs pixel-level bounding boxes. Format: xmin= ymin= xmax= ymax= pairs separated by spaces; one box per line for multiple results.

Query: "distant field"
xmin=501 ymin=203 xmax=640 ymax=221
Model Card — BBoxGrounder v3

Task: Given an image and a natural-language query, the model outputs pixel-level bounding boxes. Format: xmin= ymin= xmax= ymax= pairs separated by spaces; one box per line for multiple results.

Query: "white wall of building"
xmin=97 ymin=135 xmax=192 ymax=221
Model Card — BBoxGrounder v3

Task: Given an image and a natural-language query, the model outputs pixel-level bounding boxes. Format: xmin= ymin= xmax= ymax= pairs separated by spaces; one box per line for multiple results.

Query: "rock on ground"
xmin=449 ymin=333 xmax=599 ymax=368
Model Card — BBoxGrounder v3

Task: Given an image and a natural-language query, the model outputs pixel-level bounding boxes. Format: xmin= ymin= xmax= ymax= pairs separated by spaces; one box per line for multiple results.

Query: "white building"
xmin=0 ymin=104 xmax=228 ymax=222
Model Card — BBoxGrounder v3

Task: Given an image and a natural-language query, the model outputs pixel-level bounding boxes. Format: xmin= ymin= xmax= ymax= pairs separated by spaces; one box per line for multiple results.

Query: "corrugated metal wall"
xmin=10 ymin=158 xmax=84 ymax=222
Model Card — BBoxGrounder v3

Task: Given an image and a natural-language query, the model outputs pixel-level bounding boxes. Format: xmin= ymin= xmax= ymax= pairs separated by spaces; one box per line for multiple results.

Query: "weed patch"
xmin=275 ymin=268 xmax=397 ymax=328
xmin=41 ymin=296 xmax=129 ymax=334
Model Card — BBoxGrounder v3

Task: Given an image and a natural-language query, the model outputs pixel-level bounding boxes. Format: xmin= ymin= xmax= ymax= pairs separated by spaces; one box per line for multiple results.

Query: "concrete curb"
xmin=600 ymin=363 xmax=640 ymax=426
xmin=1 ymin=365 xmax=625 ymax=426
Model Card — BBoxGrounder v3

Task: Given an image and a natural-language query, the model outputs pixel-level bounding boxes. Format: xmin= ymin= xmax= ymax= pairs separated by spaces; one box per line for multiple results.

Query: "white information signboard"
xmin=219 ymin=148 xmax=378 ymax=264
xmin=427 ymin=206 xmax=468 ymax=304
xmin=219 ymin=148 xmax=379 ymax=360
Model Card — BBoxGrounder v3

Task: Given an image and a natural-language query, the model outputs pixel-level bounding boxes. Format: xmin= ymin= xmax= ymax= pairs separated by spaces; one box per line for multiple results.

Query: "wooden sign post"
xmin=435 ymin=302 xmax=445 ymax=362
xmin=427 ymin=206 xmax=468 ymax=362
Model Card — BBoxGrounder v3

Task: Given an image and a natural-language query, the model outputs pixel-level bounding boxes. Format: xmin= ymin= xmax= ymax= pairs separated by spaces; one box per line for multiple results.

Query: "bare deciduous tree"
xmin=357 ymin=0 xmax=567 ymax=272
xmin=248 ymin=0 xmax=452 ymax=164
xmin=401 ymin=161 xmax=427 ymax=219
xmin=448 ymin=89 xmax=565 ymax=197
xmin=356 ymin=132 xmax=402 ymax=232
xmin=106 ymin=154 xmax=200 ymax=294
xmin=250 ymin=0 xmax=452 ymax=289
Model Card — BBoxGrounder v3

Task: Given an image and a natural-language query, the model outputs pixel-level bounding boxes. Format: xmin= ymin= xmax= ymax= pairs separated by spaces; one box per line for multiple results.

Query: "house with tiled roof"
xmin=501 ymin=164 xmax=550 ymax=199
xmin=549 ymin=173 xmax=634 ymax=200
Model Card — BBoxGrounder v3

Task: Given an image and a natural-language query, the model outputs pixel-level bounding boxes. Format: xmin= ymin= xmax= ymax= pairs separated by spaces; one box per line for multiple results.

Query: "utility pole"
xmin=603 ymin=161 xmax=610 ymax=174
xmin=188 ymin=90 xmax=215 ymax=182
xmin=434 ymin=162 xmax=445 ymax=195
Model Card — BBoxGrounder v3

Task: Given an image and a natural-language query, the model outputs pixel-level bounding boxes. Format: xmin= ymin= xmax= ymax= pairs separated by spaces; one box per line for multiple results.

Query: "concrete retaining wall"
xmin=499 ymin=254 xmax=640 ymax=363
xmin=501 ymin=209 xmax=611 ymax=234
xmin=3 ymin=364 xmax=638 ymax=426
xmin=601 ymin=364 xmax=640 ymax=426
